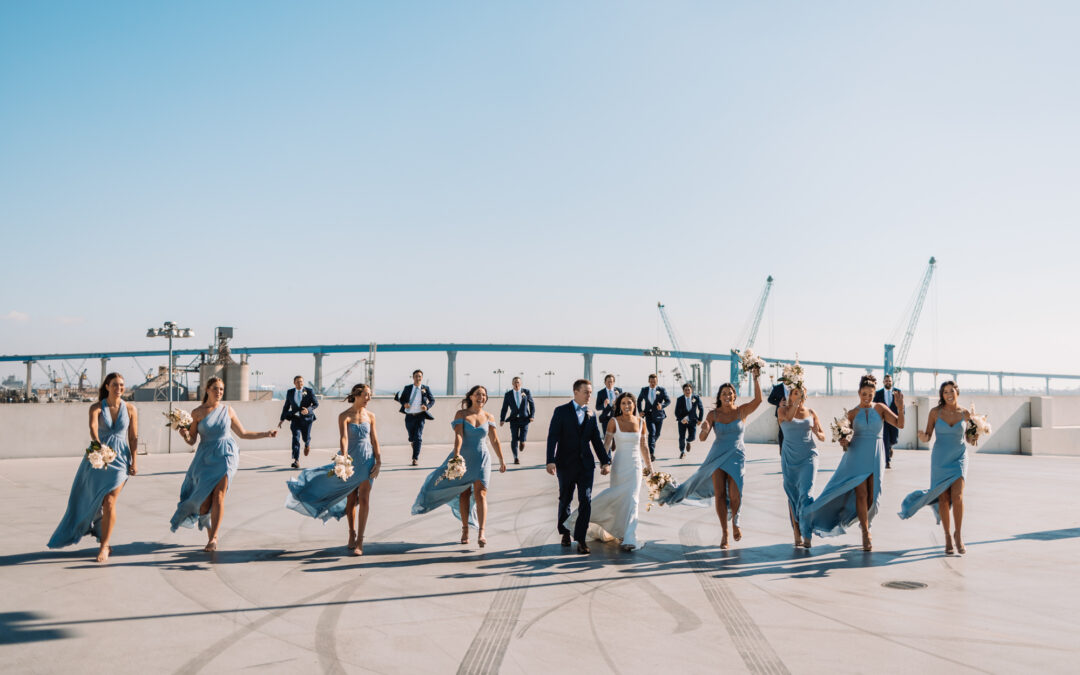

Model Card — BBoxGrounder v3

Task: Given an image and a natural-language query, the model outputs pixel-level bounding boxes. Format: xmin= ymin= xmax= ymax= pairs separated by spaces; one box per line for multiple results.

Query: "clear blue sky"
xmin=1 ymin=1 xmax=1077 ymax=395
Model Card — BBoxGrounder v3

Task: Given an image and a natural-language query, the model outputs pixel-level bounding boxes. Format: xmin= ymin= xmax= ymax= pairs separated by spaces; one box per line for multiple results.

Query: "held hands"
xmin=267 ymin=429 xmax=278 ymax=438
xmin=546 ymin=462 xmax=557 ymax=476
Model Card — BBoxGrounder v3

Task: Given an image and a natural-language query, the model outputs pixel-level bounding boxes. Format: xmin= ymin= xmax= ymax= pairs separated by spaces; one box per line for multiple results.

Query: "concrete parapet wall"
xmin=1021 ymin=396 xmax=1080 ymax=456
xmin=0 ymin=394 xmax=1040 ymax=460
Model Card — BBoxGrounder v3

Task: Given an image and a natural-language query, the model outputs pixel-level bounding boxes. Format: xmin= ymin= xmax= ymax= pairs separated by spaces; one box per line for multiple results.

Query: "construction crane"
xmin=657 ymin=302 xmax=695 ymax=390
xmin=324 ymin=360 xmax=362 ymax=396
xmin=729 ymin=275 xmax=774 ymax=390
xmin=884 ymin=256 xmax=937 ymax=379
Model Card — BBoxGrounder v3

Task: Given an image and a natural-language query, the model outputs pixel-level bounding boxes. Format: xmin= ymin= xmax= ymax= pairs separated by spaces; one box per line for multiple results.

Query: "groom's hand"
xmin=600 ymin=464 xmax=610 ymax=476
xmin=546 ymin=463 xmax=557 ymax=475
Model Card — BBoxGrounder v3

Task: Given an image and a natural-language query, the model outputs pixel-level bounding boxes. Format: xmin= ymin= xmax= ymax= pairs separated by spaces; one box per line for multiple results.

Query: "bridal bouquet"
xmin=830 ymin=412 xmax=853 ymax=447
xmin=965 ymin=406 xmax=992 ymax=446
xmin=85 ymin=441 xmax=117 ymax=469
xmin=434 ymin=455 xmax=466 ymax=486
xmin=163 ymin=409 xmax=193 ymax=430
xmin=645 ymin=471 xmax=678 ymax=511
xmin=780 ymin=359 xmax=805 ymax=391
xmin=327 ymin=453 xmax=355 ymax=481
xmin=737 ymin=349 xmax=767 ymax=382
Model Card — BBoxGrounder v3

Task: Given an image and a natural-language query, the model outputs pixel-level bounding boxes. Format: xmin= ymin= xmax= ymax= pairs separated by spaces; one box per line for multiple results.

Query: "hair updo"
xmin=858 ymin=374 xmax=878 ymax=392
xmin=346 ymin=383 xmax=369 ymax=403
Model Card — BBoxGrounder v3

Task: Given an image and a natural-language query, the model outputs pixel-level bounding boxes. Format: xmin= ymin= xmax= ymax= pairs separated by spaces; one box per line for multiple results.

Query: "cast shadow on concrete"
xmin=0 ymin=611 xmax=75 ymax=645
xmin=0 ymin=540 xmax=185 ymax=567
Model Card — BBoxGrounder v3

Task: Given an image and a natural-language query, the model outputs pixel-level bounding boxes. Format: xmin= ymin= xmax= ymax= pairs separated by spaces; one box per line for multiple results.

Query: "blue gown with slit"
xmin=659 ymin=418 xmax=745 ymax=524
xmin=286 ymin=421 xmax=376 ymax=521
xmin=899 ymin=416 xmax=967 ymax=523
xmin=47 ymin=402 xmax=132 ymax=548
xmin=411 ymin=418 xmax=493 ymax=526
xmin=170 ymin=404 xmax=238 ymax=532
xmin=801 ymin=406 xmax=885 ymax=538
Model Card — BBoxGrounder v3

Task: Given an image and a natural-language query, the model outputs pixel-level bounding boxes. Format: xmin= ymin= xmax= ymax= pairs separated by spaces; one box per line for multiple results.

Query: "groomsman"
xmin=500 ymin=376 xmax=535 ymax=465
xmin=595 ymin=373 xmax=623 ymax=433
xmin=767 ymin=379 xmax=789 ymax=454
xmin=395 ymin=369 xmax=435 ymax=466
xmin=874 ymin=374 xmax=901 ymax=468
xmin=637 ymin=374 xmax=671 ymax=462
xmin=278 ymin=375 xmax=319 ymax=469
xmin=674 ymin=382 xmax=703 ymax=459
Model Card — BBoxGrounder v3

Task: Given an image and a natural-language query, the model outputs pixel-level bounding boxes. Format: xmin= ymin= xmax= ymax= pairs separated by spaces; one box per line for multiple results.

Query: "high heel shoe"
xmin=460 ymin=526 xmax=469 ymax=545
xmin=861 ymin=530 xmax=872 ymax=552
xmin=478 ymin=530 xmax=487 ymax=548
xmin=954 ymin=532 xmax=966 ymax=554
xmin=720 ymin=533 xmax=729 ymax=550
xmin=352 ymin=536 xmax=364 ymax=557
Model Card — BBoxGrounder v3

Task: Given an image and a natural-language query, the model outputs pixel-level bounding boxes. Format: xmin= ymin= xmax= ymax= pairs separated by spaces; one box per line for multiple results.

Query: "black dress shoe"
xmin=576 ymin=542 xmax=590 ymax=554
xmin=411 ymin=459 xmax=418 ymax=466
xmin=886 ymin=462 xmax=892 ymax=469
xmin=304 ymin=445 xmax=310 ymax=456
xmin=290 ymin=460 xmax=299 ymax=469
xmin=514 ymin=458 xmax=520 ymax=465
xmin=679 ymin=451 xmax=685 ymax=459
xmin=561 ymin=533 xmax=572 ymax=547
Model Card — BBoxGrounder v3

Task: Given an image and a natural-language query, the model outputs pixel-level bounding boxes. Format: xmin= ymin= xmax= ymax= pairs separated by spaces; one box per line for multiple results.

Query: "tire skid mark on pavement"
xmin=679 ymin=520 xmax=791 ymax=675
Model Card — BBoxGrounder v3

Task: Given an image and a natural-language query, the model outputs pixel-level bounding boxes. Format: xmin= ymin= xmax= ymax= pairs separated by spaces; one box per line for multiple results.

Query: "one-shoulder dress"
xmin=659 ymin=418 xmax=745 ymax=525
xmin=48 ymin=403 xmax=133 ymax=548
xmin=170 ymin=404 xmax=238 ymax=532
xmin=800 ymin=406 xmax=885 ymax=538
xmin=286 ymin=421 xmax=377 ymax=521
xmin=411 ymin=418 xmax=493 ymax=526
xmin=899 ymin=416 xmax=967 ymax=523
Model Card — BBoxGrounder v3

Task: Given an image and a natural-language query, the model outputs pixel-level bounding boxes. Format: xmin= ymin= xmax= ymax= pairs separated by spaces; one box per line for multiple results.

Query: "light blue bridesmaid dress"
xmin=800 ymin=406 xmax=885 ymax=538
xmin=780 ymin=416 xmax=818 ymax=527
xmin=898 ymin=416 xmax=967 ymax=523
xmin=286 ymin=421 xmax=376 ymax=521
xmin=47 ymin=402 xmax=132 ymax=548
xmin=170 ymin=404 xmax=238 ymax=532
xmin=659 ymin=418 xmax=745 ymax=523
xmin=411 ymin=418 xmax=493 ymax=526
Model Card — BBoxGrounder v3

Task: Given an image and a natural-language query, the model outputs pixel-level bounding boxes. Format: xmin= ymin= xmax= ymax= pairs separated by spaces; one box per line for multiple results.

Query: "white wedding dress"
xmin=573 ymin=427 xmax=646 ymax=548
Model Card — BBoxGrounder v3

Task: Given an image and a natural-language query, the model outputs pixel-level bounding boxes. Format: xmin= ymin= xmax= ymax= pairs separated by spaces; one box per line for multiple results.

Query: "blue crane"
xmin=730 ymin=275 xmax=774 ymax=391
xmin=884 ymin=256 xmax=937 ymax=379
xmin=657 ymin=302 xmax=695 ymax=389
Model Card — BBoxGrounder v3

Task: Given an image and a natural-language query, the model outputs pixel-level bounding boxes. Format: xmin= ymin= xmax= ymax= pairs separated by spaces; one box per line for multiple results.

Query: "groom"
xmin=546 ymin=379 xmax=611 ymax=554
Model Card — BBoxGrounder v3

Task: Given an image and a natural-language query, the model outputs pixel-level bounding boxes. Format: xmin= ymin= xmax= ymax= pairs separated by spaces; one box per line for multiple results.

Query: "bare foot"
xmin=954 ymin=532 xmax=965 ymax=554
xmin=96 ymin=545 xmax=111 ymax=563
xmin=204 ymin=538 xmax=218 ymax=552
xmin=347 ymin=531 xmax=356 ymax=551
xmin=352 ymin=536 xmax=363 ymax=557
xmin=732 ymin=525 xmax=742 ymax=542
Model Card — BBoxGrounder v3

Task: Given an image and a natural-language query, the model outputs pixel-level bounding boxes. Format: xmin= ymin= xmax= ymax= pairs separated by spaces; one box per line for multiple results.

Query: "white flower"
xmin=87 ymin=451 xmax=106 ymax=469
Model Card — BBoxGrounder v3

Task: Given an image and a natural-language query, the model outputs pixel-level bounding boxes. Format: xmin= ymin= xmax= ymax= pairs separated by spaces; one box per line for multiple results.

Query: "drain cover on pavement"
xmin=882 ymin=581 xmax=928 ymax=590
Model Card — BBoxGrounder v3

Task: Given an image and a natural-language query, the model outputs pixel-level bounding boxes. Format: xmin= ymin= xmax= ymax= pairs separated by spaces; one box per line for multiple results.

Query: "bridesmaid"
xmin=48 ymin=373 xmax=138 ymax=563
xmin=170 ymin=376 xmax=277 ymax=551
xmin=660 ymin=369 xmax=762 ymax=549
xmin=899 ymin=381 xmax=970 ymax=555
xmin=801 ymin=374 xmax=903 ymax=551
xmin=411 ymin=385 xmax=507 ymax=547
xmin=286 ymin=383 xmax=381 ymax=556
xmin=777 ymin=386 xmax=825 ymax=549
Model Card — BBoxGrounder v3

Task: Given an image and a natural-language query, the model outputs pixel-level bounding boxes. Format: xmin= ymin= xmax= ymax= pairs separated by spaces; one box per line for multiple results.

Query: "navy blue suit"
xmin=674 ymin=393 xmax=704 ymax=454
xmin=395 ymin=384 xmax=435 ymax=460
xmin=767 ymin=383 xmax=787 ymax=453
xmin=637 ymin=386 xmax=671 ymax=459
xmin=594 ymin=386 xmax=623 ymax=434
xmin=500 ymin=388 xmax=536 ymax=459
xmin=873 ymin=388 xmax=901 ymax=466
xmin=546 ymin=402 xmax=611 ymax=542
xmin=280 ymin=387 xmax=319 ymax=461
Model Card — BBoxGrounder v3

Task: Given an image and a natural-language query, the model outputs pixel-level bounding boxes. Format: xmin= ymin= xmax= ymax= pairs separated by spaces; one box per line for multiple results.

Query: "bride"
xmin=571 ymin=392 xmax=654 ymax=551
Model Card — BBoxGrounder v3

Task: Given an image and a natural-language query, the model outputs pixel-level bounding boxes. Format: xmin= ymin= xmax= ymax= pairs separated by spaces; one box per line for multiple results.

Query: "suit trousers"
xmin=404 ymin=414 xmax=426 ymax=460
xmin=509 ymin=420 xmax=529 ymax=457
xmin=557 ymin=469 xmax=594 ymax=542
xmin=645 ymin=417 xmax=663 ymax=456
xmin=678 ymin=421 xmax=696 ymax=452
xmin=289 ymin=419 xmax=312 ymax=461
xmin=883 ymin=425 xmax=898 ymax=464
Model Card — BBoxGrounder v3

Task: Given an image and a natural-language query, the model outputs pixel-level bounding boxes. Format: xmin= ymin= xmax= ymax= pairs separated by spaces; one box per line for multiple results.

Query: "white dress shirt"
xmin=573 ymin=401 xmax=586 ymax=424
xmin=408 ymin=386 xmax=424 ymax=414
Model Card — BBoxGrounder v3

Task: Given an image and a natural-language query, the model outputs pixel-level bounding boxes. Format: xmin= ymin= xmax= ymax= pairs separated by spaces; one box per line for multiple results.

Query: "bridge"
xmin=3 ymin=343 xmax=1078 ymax=397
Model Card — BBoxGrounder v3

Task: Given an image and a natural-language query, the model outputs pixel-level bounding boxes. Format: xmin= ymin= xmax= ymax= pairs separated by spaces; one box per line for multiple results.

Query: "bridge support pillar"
xmin=908 ymin=370 xmax=915 ymax=393
xmin=998 ymin=373 xmax=1004 ymax=396
xmin=447 ymin=350 xmax=457 ymax=396
xmin=1046 ymin=377 xmax=1052 ymax=395
xmin=100 ymin=357 xmax=109 ymax=386
xmin=825 ymin=366 xmax=834 ymax=396
xmin=583 ymin=353 xmax=593 ymax=382
xmin=313 ymin=353 xmax=324 ymax=395
xmin=25 ymin=361 xmax=33 ymax=400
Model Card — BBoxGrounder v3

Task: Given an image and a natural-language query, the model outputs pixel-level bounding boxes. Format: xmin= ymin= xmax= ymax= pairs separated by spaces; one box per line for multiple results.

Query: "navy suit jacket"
xmin=500 ymin=388 xmax=535 ymax=423
xmin=637 ymin=386 xmax=670 ymax=420
xmin=546 ymin=402 xmax=611 ymax=474
xmin=674 ymin=394 xmax=704 ymax=425
xmin=595 ymin=387 xmax=623 ymax=421
xmin=767 ymin=383 xmax=787 ymax=417
xmin=395 ymin=384 xmax=435 ymax=420
xmin=280 ymin=387 xmax=318 ymax=424
xmin=873 ymin=388 xmax=901 ymax=442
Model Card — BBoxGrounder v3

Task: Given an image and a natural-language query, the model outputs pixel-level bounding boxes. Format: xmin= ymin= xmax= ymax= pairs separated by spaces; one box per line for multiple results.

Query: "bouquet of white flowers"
xmin=830 ymin=412 xmax=854 ymax=447
xmin=737 ymin=349 xmax=767 ymax=383
xmin=965 ymin=406 xmax=991 ymax=446
xmin=780 ymin=359 xmax=805 ymax=391
xmin=327 ymin=452 xmax=355 ymax=481
xmin=85 ymin=441 xmax=117 ymax=469
xmin=163 ymin=409 xmax=194 ymax=430
xmin=645 ymin=471 xmax=678 ymax=511
xmin=434 ymin=455 xmax=466 ymax=486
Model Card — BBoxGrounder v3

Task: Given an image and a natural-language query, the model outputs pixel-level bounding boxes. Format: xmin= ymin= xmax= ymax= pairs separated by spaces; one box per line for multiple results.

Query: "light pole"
xmin=643 ymin=347 xmax=670 ymax=377
xmin=147 ymin=321 xmax=194 ymax=454
xmin=544 ymin=370 xmax=555 ymax=396
xmin=493 ymin=368 xmax=505 ymax=392
xmin=465 ymin=372 xmax=471 ymax=389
